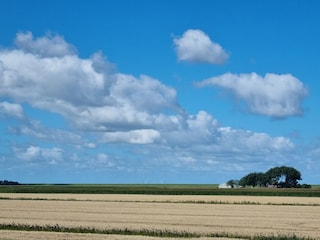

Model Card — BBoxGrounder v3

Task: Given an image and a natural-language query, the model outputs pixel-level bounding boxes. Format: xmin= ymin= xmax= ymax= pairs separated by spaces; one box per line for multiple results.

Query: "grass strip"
xmin=0 ymin=223 xmax=198 ymax=238
xmin=1 ymin=197 xmax=320 ymax=206
xmin=0 ymin=223 xmax=316 ymax=240
xmin=1 ymin=184 xmax=320 ymax=197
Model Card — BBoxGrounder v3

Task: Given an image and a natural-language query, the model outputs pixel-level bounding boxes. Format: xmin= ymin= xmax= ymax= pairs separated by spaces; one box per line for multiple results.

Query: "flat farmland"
xmin=1 ymin=194 xmax=320 ymax=239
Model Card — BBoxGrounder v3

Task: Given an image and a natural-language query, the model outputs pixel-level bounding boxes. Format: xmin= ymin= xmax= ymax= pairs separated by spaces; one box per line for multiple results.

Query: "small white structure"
xmin=218 ymin=182 xmax=232 ymax=189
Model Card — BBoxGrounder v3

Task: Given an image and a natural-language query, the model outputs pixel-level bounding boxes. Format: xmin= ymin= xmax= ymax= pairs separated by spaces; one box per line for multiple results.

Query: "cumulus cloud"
xmin=17 ymin=145 xmax=41 ymax=161
xmin=162 ymin=111 xmax=220 ymax=147
xmin=173 ymin=29 xmax=228 ymax=64
xmin=0 ymin=101 xmax=24 ymax=118
xmin=13 ymin=145 xmax=62 ymax=164
xmin=0 ymin=50 xmax=106 ymax=106
xmin=218 ymin=127 xmax=294 ymax=153
xmin=15 ymin=31 xmax=76 ymax=57
xmin=0 ymin=32 xmax=298 ymax=176
xmin=102 ymin=129 xmax=161 ymax=144
xmin=111 ymin=74 xmax=180 ymax=113
xmin=196 ymin=72 xmax=308 ymax=118
xmin=0 ymin=32 xmax=182 ymax=133
xmin=161 ymin=111 xmax=294 ymax=154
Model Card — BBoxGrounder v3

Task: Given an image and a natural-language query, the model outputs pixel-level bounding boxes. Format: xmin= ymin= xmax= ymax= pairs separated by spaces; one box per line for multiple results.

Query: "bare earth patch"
xmin=0 ymin=194 xmax=319 ymax=239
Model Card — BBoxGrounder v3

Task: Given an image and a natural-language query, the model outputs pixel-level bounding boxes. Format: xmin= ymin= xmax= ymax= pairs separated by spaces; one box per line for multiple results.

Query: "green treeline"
xmin=0 ymin=180 xmax=20 ymax=185
xmin=239 ymin=166 xmax=311 ymax=188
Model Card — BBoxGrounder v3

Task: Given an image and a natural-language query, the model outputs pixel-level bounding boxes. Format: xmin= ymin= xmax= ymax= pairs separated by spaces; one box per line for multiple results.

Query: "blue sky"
xmin=1 ymin=0 xmax=320 ymax=184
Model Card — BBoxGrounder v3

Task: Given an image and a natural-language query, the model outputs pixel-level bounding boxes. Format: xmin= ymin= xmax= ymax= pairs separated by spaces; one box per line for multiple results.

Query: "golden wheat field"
xmin=1 ymin=193 xmax=320 ymax=239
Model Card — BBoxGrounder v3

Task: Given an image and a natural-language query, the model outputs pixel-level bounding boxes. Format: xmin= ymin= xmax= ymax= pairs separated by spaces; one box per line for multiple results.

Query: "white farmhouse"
xmin=218 ymin=182 xmax=232 ymax=188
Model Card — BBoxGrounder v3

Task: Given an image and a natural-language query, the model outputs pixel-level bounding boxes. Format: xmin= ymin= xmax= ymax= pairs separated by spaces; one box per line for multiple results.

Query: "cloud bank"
xmin=173 ymin=29 xmax=229 ymax=64
xmin=0 ymin=32 xmax=301 ymax=181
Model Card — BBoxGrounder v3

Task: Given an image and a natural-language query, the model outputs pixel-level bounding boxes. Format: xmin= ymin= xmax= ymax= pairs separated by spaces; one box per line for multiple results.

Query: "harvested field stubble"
xmin=1 ymin=193 xmax=320 ymax=205
xmin=0 ymin=194 xmax=319 ymax=239
xmin=0 ymin=230 xmax=240 ymax=240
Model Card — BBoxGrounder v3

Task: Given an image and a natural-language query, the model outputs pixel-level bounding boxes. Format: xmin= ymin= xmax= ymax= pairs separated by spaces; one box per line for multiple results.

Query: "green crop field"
xmin=1 ymin=184 xmax=320 ymax=197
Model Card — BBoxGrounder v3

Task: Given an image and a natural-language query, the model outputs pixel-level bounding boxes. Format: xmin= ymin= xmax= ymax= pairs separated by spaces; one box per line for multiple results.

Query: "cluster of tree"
xmin=227 ymin=179 xmax=240 ymax=188
xmin=239 ymin=166 xmax=309 ymax=188
xmin=0 ymin=180 xmax=20 ymax=185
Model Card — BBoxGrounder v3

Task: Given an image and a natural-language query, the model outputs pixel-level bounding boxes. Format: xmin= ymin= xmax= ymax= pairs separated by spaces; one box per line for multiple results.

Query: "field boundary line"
xmin=0 ymin=223 xmax=316 ymax=240
xmin=1 ymin=197 xmax=320 ymax=206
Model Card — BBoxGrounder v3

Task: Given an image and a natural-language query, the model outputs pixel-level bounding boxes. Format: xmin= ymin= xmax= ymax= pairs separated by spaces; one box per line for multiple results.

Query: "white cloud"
xmin=102 ymin=129 xmax=161 ymax=144
xmin=9 ymin=120 xmax=87 ymax=147
xmin=0 ymin=101 xmax=24 ymax=118
xmin=162 ymin=111 xmax=220 ymax=147
xmin=218 ymin=127 xmax=294 ymax=153
xmin=15 ymin=31 xmax=76 ymax=57
xmin=14 ymin=145 xmax=63 ymax=165
xmin=17 ymin=145 xmax=41 ymax=161
xmin=196 ymin=72 xmax=308 ymax=118
xmin=111 ymin=74 xmax=180 ymax=113
xmin=173 ymin=29 xmax=228 ymax=64
xmin=160 ymin=110 xmax=294 ymax=155
xmin=0 ymin=32 xmax=300 ymax=177
xmin=0 ymin=34 xmax=181 ymax=132
xmin=0 ymin=50 xmax=106 ymax=106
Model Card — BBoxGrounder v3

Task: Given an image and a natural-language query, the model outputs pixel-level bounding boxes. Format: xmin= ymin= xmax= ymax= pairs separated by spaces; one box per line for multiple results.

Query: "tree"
xmin=227 ymin=179 xmax=239 ymax=188
xmin=239 ymin=166 xmax=302 ymax=188
xmin=239 ymin=172 xmax=266 ymax=187
xmin=265 ymin=166 xmax=301 ymax=188
xmin=255 ymin=172 xmax=268 ymax=187
xmin=0 ymin=180 xmax=20 ymax=185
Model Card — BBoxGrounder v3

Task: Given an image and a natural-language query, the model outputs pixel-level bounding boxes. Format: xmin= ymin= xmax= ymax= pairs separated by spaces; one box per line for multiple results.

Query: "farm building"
xmin=218 ymin=182 xmax=232 ymax=188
